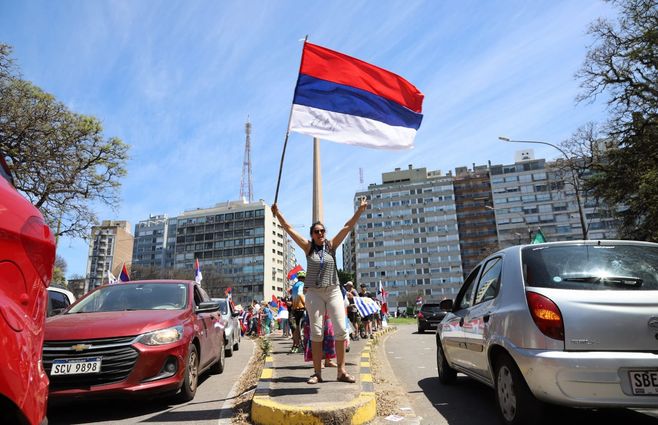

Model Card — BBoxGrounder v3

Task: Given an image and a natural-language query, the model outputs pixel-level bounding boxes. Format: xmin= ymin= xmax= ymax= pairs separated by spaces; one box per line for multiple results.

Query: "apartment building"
xmin=132 ymin=214 xmax=176 ymax=270
xmin=352 ymin=165 xmax=463 ymax=309
xmin=86 ymin=220 xmax=134 ymax=291
xmin=453 ymin=165 xmax=498 ymax=278
xmin=173 ymin=199 xmax=289 ymax=304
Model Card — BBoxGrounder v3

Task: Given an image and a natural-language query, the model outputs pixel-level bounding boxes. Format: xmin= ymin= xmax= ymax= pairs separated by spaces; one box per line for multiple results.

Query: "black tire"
xmin=177 ymin=344 xmax=199 ymax=402
xmin=211 ymin=339 xmax=225 ymax=374
xmin=233 ymin=333 xmax=240 ymax=351
xmin=493 ymin=354 xmax=543 ymax=425
xmin=436 ymin=339 xmax=457 ymax=384
xmin=225 ymin=337 xmax=234 ymax=357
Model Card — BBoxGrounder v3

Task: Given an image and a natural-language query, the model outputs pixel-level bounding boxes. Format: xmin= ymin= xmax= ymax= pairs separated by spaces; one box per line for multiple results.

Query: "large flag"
xmin=287 ymin=264 xmax=303 ymax=281
xmin=531 ymin=228 xmax=547 ymax=244
xmin=194 ymin=258 xmax=203 ymax=285
xmin=107 ymin=270 xmax=118 ymax=285
xmin=354 ymin=296 xmax=381 ymax=318
xmin=290 ymin=42 xmax=424 ymax=150
xmin=119 ymin=263 xmax=130 ymax=283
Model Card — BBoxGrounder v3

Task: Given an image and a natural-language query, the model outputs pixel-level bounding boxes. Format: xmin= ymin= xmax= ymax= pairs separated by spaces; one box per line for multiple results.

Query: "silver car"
xmin=436 ymin=240 xmax=658 ymax=425
xmin=213 ymin=298 xmax=241 ymax=357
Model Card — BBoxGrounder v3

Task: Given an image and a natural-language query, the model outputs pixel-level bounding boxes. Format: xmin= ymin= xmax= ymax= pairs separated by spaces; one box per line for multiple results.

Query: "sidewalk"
xmin=251 ymin=328 xmax=393 ymax=425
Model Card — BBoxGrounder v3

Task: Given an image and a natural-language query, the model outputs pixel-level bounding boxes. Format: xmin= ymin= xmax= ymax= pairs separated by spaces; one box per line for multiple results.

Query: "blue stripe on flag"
xmin=354 ymin=296 xmax=380 ymax=318
xmin=293 ymin=74 xmax=423 ymax=130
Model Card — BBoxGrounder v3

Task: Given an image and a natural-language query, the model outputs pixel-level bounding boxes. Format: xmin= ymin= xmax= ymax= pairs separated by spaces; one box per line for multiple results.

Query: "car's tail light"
xmin=526 ymin=291 xmax=564 ymax=340
xmin=417 ymin=312 xmax=424 ymax=319
xmin=20 ymin=216 xmax=56 ymax=286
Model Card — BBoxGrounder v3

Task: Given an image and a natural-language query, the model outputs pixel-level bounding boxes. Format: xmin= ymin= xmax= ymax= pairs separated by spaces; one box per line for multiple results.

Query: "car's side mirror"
xmin=439 ymin=299 xmax=453 ymax=311
xmin=231 ymin=311 xmax=240 ymax=317
xmin=196 ymin=301 xmax=220 ymax=313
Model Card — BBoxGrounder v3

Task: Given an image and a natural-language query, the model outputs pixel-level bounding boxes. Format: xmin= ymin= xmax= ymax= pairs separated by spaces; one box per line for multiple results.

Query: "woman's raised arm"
xmin=272 ymin=203 xmax=310 ymax=253
xmin=331 ymin=197 xmax=368 ymax=248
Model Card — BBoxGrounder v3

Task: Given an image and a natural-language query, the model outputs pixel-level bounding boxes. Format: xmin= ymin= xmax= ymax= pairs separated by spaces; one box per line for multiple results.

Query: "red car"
xmin=44 ymin=280 xmax=225 ymax=402
xmin=0 ymin=156 xmax=56 ymax=425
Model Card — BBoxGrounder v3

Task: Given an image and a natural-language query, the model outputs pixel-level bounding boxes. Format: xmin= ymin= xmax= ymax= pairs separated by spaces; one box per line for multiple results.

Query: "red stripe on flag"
xmin=300 ymin=42 xmax=424 ymax=113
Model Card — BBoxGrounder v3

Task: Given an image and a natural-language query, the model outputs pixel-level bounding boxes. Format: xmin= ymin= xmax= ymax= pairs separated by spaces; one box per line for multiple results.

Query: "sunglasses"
xmin=313 ymin=229 xmax=326 ymax=235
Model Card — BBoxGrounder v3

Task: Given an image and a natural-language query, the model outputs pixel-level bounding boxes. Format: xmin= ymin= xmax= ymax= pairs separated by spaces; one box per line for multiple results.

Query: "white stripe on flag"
xmin=354 ymin=296 xmax=380 ymax=317
xmin=290 ymin=105 xmax=416 ymax=150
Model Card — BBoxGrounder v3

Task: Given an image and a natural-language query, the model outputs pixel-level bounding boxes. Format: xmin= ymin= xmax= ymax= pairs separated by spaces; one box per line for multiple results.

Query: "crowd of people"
xmin=236 ymin=273 xmax=388 ymax=343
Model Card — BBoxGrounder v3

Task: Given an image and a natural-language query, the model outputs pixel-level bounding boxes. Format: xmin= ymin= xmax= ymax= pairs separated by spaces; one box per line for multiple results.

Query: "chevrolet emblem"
xmin=71 ymin=344 xmax=92 ymax=352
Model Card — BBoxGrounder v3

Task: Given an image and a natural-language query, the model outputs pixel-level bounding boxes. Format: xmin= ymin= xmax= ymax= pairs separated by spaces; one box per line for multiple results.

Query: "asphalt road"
xmin=383 ymin=324 xmax=658 ymax=425
xmin=46 ymin=337 xmax=255 ymax=425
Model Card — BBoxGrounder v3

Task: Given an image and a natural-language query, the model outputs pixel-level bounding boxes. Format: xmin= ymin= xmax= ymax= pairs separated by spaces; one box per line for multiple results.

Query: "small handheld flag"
xmin=194 ymin=258 xmax=203 ymax=285
xmin=107 ymin=270 xmax=118 ymax=285
xmin=119 ymin=263 xmax=130 ymax=283
xmin=287 ymin=264 xmax=303 ymax=281
xmin=354 ymin=296 xmax=381 ymax=318
xmin=531 ymin=228 xmax=547 ymax=244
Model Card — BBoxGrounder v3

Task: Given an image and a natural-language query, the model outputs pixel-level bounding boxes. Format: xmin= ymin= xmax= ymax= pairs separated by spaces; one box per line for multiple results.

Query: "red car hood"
xmin=45 ymin=310 xmax=189 ymax=341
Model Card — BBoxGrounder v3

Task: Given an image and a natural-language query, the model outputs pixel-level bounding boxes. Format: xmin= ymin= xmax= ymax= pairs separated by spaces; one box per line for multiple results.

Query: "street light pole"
xmin=498 ymin=137 xmax=588 ymax=240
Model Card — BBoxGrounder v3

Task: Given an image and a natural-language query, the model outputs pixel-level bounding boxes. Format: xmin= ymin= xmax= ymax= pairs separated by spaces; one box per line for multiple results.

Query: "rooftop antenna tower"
xmin=240 ymin=117 xmax=253 ymax=202
xmin=359 ymin=167 xmax=365 ymax=190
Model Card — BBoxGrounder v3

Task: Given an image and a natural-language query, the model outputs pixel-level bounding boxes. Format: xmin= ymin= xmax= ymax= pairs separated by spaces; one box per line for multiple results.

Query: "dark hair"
xmin=309 ymin=221 xmax=326 ymax=236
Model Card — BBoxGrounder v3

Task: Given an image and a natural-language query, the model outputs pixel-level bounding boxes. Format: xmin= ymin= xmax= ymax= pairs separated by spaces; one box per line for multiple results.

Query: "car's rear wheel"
xmin=494 ymin=354 xmax=542 ymax=425
xmin=233 ymin=333 xmax=240 ymax=351
xmin=436 ymin=339 xmax=457 ymax=384
xmin=177 ymin=344 xmax=199 ymax=402
xmin=211 ymin=339 xmax=225 ymax=374
xmin=225 ymin=337 xmax=234 ymax=357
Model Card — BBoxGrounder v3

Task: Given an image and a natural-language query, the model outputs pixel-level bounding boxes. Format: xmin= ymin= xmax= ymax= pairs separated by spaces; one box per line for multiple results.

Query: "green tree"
xmin=576 ymin=0 xmax=658 ymax=240
xmin=337 ymin=269 xmax=355 ymax=285
xmin=0 ymin=44 xmax=129 ymax=239
xmin=51 ymin=255 xmax=68 ymax=287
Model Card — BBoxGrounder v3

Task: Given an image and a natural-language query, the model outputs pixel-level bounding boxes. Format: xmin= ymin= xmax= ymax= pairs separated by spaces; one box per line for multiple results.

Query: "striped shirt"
xmin=305 ymin=243 xmax=339 ymax=288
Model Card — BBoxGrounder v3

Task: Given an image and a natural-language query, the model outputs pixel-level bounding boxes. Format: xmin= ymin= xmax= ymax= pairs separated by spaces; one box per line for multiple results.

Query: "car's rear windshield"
xmin=421 ymin=304 xmax=442 ymax=312
xmin=522 ymin=244 xmax=658 ymax=291
xmin=68 ymin=283 xmax=188 ymax=313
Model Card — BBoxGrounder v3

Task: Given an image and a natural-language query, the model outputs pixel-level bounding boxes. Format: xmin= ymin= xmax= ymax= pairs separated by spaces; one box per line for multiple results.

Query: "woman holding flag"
xmin=272 ymin=198 xmax=367 ymax=384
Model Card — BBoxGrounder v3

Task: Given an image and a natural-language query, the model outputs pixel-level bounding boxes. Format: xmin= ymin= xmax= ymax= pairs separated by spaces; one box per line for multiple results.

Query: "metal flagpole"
xmin=274 ymin=35 xmax=309 ymax=205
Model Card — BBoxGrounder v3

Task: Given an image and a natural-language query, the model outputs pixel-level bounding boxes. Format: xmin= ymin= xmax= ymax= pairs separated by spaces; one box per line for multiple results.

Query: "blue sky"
xmin=0 ymin=0 xmax=613 ymax=278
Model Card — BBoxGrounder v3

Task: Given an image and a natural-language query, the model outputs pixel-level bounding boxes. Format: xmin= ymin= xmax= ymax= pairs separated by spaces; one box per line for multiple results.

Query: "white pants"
xmin=305 ymin=285 xmax=348 ymax=342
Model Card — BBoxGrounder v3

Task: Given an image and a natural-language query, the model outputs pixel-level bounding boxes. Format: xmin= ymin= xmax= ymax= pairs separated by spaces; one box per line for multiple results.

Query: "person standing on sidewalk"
xmin=289 ymin=272 xmax=306 ymax=353
xmin=272 ymin=198 xmax=367 ymax=384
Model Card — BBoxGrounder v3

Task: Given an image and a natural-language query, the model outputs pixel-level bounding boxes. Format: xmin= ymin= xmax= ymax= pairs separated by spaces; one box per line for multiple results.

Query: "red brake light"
xmin=20 ymin=216 xmax=56 ymax=286
xmin=526 ymin=291 xmax=564 ymax=341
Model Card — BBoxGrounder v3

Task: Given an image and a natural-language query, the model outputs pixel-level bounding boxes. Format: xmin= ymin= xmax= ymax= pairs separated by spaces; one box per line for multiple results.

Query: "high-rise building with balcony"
xmin=352 ymin=165 xmax=463 ymax=310
xmin=86 ymin=220 xmax=134 ymax=291
xmin=132 ymin=214 xmax=176 ymax=270
xmin=173 ymin=199 xmax=289 ymax=304
xmin=453 ymin=165 xmax=498 ymax=277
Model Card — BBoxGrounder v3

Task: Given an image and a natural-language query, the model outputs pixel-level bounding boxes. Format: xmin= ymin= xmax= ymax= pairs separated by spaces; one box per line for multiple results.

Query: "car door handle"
xmin=483 ymin=314 xmax=490 ymax=323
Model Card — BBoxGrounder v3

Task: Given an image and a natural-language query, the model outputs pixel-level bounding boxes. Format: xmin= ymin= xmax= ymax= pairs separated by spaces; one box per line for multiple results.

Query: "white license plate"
xmin=629 ymin=370 xmax=658 ymax=395
xmin=51 ymin=357 xmax=102 ymax=375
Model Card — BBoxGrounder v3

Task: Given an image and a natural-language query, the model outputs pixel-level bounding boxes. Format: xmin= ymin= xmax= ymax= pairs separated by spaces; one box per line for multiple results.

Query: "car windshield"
xmin=68 ymin=283 xmax=188 ymax=313
xmin=522 ymin=244 xmax=658 ymax=291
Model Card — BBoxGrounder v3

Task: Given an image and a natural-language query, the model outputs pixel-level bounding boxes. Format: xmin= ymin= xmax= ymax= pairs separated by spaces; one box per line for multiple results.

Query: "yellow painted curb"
xmin=260 ymin=368 xmax=273 ymax=379
xmin=252 ymin=392 xmax=376 ymax=425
